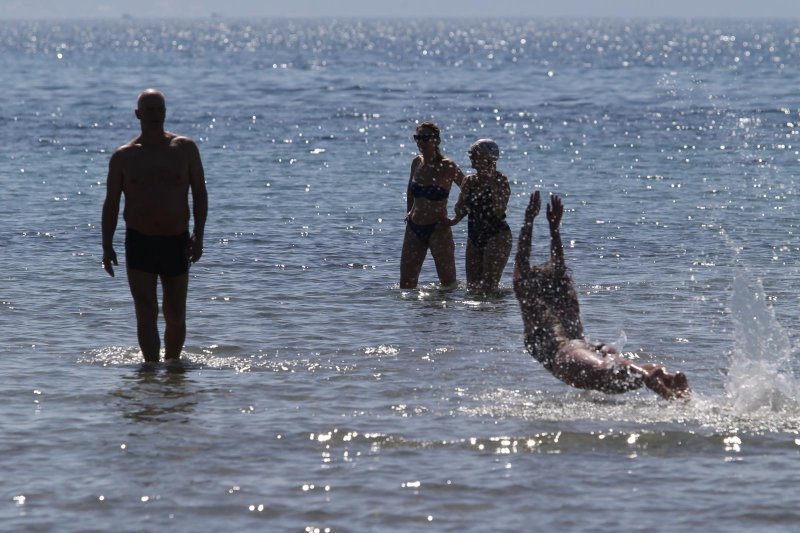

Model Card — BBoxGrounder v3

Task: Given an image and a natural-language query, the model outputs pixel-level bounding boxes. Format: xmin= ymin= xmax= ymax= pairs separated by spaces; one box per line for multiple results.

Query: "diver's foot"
xmin=646 ymin=376 xmax=672 ymax=400
xmin=664 ymin=371 xmax=691 ymax=399
xmin=646 ymin=369 xmax=691 ymax=400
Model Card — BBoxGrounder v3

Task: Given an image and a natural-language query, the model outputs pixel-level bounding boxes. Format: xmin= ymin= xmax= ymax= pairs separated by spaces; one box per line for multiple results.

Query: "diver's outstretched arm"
xmin=514 ymin=191 xmax=540 ymax=281
xmin=547 ymin=194 xmax=566 ymax=272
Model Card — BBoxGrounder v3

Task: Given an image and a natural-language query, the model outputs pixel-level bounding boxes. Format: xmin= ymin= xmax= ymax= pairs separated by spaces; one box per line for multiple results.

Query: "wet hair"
xmin=416 ymin=121 xmax=441 ymax=138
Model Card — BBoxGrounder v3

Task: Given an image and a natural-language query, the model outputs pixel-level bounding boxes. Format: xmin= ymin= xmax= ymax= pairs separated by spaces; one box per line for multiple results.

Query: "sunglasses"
xmin=413 ymin=134 xmax=438 ymax=142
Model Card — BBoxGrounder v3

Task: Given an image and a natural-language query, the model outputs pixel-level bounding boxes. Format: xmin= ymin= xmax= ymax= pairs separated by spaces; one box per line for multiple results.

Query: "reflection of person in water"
xmin=513 ymin=191 xmax=690 ymax=400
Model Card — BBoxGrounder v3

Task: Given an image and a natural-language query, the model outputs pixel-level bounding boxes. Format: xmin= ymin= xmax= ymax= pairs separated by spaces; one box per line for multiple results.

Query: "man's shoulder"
xmin=112 ymin=138 xmax=141 ymax=159
xmin=168 ymin=132 xmax=197 ymax=148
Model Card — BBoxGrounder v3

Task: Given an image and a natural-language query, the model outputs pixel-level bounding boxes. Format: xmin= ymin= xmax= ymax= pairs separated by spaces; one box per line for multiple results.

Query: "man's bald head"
xmin=135 ymin=89 xmax=167 ymax=133
xmin=137 ymin=89 xmax=166 ymax=110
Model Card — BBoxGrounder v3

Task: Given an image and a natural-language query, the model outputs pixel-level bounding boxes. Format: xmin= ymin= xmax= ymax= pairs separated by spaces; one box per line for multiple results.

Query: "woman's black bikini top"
xmin=410 ymin=179 xmax=450 ymax=201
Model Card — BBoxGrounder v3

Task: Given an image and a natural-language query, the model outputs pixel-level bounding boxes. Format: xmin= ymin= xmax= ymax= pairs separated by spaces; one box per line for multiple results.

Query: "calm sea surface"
xmin=2 ymin=17 xmax=800 ymax=531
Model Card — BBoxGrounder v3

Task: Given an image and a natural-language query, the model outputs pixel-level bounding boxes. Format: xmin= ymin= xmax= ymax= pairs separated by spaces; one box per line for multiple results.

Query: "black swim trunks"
xmin=524 ymin=327 xmax=558 ymax=372
xmin=125 ymin=228 xmax=190 ymax=277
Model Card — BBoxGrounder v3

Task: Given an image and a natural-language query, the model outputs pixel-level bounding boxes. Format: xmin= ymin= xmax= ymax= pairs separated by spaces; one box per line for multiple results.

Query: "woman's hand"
xmin=443 ymin=212 xmax=462 ymax=226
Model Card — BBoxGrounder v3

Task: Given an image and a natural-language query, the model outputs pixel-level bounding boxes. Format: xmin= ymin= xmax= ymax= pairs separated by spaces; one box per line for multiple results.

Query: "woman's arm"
xmin=491 ymin=172 xmax=511 ymax=218
xmin=407 ymin=156 xmax=421 ymax=215
xmin=451 ymin=161 xmax=466 ymax=188
xmin=448 ymin=180 xmax=470 ymax=225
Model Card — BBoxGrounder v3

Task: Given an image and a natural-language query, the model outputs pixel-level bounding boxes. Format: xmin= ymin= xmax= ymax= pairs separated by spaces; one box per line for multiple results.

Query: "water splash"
xmin=726 ymin=270 xmax=798 ymax=414
xmin=612 ymin=330 xmax=627 ymax=352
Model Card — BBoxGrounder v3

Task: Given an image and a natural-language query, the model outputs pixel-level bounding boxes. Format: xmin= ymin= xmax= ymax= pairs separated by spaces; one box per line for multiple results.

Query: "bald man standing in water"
xmin=101 ymin=89 xmax=208 ymax=368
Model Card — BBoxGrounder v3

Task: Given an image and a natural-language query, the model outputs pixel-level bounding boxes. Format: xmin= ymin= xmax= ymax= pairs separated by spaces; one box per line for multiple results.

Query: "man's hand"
xmin=525 ymin=190 xmax=541 ymax=221
xmin=189 ymin=233 xmax=204 ymax=263
xmin=102 ymin=248 xmax=118 ymax=277
xmin=547 ymin=194 xmax=563 ymax=232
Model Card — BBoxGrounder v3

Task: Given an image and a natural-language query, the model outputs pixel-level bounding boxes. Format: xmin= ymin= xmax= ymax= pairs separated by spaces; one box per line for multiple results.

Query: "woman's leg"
xmin=429 ymin=224 xmax=457 ymax=288
xmin=400 ymin=225 xmax=428 ymax=289
xmin=465 ymin=240 xmax=482 ymax=291
xmin=480 ymin=228 xmax=512 ymax=292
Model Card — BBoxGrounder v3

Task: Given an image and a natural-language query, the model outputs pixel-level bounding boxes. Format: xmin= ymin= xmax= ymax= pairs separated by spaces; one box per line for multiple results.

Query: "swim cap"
xmin=469 ymin=139 xmax=500 ymax=160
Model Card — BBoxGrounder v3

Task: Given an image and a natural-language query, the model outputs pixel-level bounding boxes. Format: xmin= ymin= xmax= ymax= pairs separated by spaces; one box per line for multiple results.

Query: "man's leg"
xmin=161 ymin=272 xmax=189 ymax=360
xmin=127 ymin=269 xmax=160 ymax=362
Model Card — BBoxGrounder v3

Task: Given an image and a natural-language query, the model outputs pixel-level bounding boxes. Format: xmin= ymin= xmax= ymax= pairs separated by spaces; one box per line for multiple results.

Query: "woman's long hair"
xmin=416 ymin=121 xmax=444 ymax=161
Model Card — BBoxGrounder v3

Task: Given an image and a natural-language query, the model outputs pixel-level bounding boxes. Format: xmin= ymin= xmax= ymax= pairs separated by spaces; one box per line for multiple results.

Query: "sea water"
xmin=2 ymin=18 xmax=800 ymax=531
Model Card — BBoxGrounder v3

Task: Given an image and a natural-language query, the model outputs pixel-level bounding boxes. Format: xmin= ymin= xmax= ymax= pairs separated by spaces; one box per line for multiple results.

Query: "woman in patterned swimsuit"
xmin=447 ymin=139 xmax=512 ymax=293
xmin=513 ymin=191 xmax=691 ymax=400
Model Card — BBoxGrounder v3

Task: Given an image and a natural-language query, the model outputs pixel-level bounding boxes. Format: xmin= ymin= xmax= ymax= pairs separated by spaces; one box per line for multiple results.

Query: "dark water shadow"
xmin=110 ymin=363 xmax=199 ymax=424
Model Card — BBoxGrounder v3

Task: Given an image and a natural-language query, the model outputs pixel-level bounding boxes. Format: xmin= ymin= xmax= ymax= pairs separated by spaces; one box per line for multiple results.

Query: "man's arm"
xmin=101 ymin=151 xmax=123 ymax=277
xmin=514 ymin=190 xmax=540 ymax=282
xmin=187 ymin=139 xmax=208 ymax=263
xmin=546 ymin=195 xmax=565 ymax=273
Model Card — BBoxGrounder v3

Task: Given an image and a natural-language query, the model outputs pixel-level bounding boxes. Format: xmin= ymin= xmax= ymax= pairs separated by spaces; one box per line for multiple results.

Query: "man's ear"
xmin=134 ymin=109 xmax=141 ymax=119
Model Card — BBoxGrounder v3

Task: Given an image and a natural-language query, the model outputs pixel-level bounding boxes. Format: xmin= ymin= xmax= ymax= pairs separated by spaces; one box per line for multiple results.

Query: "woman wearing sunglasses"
xmin=446 ymin=139 xmax=512 ymax=293
xmin=400 ymin=121 xmax=465 ymax=289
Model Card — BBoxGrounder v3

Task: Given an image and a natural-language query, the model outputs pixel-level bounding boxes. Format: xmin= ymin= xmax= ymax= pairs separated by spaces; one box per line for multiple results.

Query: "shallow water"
xmin=2 ymin=17 xmax=800 ymax=531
